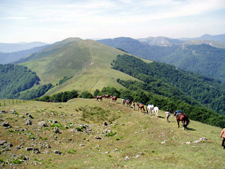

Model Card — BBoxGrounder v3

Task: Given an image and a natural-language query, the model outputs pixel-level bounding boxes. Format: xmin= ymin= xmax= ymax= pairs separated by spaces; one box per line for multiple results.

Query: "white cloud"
xmin=0 ymin=0 xmax=225 ymax=42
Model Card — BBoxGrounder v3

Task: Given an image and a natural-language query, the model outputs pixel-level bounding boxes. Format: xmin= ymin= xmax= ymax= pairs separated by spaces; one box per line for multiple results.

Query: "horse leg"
xmin=182 ymin=121 xmax=185 ymax=129
xmin=177 ymin=120 xmax=180 ymax=128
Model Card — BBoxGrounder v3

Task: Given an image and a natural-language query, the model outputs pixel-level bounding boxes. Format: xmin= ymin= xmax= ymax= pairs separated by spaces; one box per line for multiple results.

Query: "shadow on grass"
xmin=185 ymin=127 xmax=196 ymax=131
xmin=158 ymin=116 xmax=165 ymax=119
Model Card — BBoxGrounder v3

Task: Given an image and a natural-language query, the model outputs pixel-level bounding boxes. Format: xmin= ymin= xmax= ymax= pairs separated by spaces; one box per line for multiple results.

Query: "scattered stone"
xmin=79 ymin=143 xmax=84 ymax=146
xmin=26 ymin=147 xmax=34 ymax=151
xmin=33 ymin=148 xmax=40 ymax=154
xmin=95 ymin=136 xmax=101 ymax=139
xmin=186 ymin=141 xmax=191 ymax=144
xmin=124 ymin=156 xmax=130 ymax=161
xmin=0 ymin=140 xmax=7 ymax=145
xmin=7 ymin=142 xmax=13 ymax=147
xmin=0 ymin=111 xmax=7 ymax=114
xmin=54 ymin=127 xmax=60 ymax=134
xmin=38 ymin=121 xmax=48 ymax=127
xmin=28 ymin=114 xmax=34 ymax=119
xmin=103 ymin=122 xmax=108 ymax=126
xmin=1 ymin=121 xmax=11 ymax=127
xmin=54 ymin=150 xmax=62 ymax=155
xmin=70 ymin=129 xmax=75 ymax=133
xmin=10 ymin=110 xmax=15 ymax=114
xmin=161 ymin=140 xmax=166 ymax=144
xmin=193 ymin=137 xmax=208 ymax=144
xmin=26 ymin=119 xmax=32 ymax=125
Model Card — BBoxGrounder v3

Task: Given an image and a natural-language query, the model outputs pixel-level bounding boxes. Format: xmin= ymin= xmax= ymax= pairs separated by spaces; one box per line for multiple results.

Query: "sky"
xmin=0 ymin=0 xmax=225 ymax=43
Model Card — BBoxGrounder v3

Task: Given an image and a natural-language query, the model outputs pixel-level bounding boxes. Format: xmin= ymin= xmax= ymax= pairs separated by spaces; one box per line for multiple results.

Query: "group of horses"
xmin=94 ymin=95 xmax=190 ymax=129
xmin=94 ymin=94 xmax=117 ymax=101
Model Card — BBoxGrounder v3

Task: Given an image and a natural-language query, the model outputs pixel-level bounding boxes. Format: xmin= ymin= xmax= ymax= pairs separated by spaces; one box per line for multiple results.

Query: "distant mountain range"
xmin=98 ymin=36 xmax=225 ymax=82
xmin=0 ymin=45 xmax=49 ymax=64
xmin=137 ymin=34 xmax=225 ymax=48
xmin=0 ymin=41 xmax=48 ymax=53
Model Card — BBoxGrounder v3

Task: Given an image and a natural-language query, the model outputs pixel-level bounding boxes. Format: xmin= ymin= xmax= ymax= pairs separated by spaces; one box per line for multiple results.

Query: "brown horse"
xmin=126 ymin=99 xmax=132 ymax=107
xmin=94 ymin=96 xmax=102 ymax=101
xmin=174 ymin=111 xmax=190 ymax=129
xmin=137 ymin=102 xmax=145 ymax=112
xmin=111 ymin=96 xmax=117 ymax=102
xmin=102 ymin=94 xmax=110 ymax=99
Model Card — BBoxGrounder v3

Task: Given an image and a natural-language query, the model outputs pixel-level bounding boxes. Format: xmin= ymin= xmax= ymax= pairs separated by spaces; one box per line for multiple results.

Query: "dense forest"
xmin=0 ymin=64 xmax=40 ymax=99
xmin=112 ymin=54 xmax=225 ymax=115
xmin=109 ymin=54 xmax=225 ymax=127
xmin=98 ymin=37 xmax=225 ymax=82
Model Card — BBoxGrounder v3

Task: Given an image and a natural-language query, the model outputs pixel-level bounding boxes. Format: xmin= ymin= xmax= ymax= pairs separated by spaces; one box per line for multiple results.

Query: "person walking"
xmin=165 ymin=109 xmax=170 ymax=122
xmin=133 ymin=102 xmax=135 ymax=110
xmin=220 ymin=128 xmax=225 ymax=149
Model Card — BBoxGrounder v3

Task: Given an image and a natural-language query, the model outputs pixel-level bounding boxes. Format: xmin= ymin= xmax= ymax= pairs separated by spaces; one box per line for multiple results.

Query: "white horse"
xmin=153 ymin=106 xmax=159 ymax=117
xmin=146 ymin=105 xmax=154 ymax=115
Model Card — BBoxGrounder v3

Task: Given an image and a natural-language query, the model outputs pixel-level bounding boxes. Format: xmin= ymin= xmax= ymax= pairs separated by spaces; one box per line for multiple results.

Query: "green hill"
xmin=19 ymin=38 xmax=143 ymax=95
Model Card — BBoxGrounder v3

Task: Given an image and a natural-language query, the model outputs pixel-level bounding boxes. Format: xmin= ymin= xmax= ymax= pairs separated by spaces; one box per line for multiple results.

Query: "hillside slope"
xmin=0 ymin=99 xmax=224 ymax=168
xmin=19 ymin=38 xmax=142 ymax=95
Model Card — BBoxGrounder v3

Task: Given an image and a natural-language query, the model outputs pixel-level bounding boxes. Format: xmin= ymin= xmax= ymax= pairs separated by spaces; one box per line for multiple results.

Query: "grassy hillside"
xmin=0 ymin=99 xmax=224 ymax=168
xmin=20 ymin=38 xmax=144 ymax=95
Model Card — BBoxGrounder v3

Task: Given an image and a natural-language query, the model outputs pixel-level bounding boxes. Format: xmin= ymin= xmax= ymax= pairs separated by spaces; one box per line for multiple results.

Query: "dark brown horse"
xmin=174 ymin=110 xmax=190 ymax=129
xmin=137 ymin=102 xmax=145 ymax=112
xmin=126 ymin=99 xmax=132 ymax=107
xmin=111 ymin=96 xmax=117 ymax=102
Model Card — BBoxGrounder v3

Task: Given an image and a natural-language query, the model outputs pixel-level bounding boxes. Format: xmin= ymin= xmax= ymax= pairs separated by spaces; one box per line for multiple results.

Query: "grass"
xmin=20 ymin=39 xmax=142 ymax=95
xmin=0 ymin=98 xmax=224 ymax=168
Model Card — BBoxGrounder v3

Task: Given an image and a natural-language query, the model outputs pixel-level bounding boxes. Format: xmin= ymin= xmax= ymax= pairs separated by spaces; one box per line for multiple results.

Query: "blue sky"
xmin=0 ymin=0 xmax=225 ymax=43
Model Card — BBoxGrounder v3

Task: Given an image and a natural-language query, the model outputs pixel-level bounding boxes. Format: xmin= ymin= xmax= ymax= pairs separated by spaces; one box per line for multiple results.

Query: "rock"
xmin=54 ymin=127 xmax=60 ymax=134
xmin=28 ymin=114 xmax=34 ymax=119
xmin=0 ymin=111 xmax=7 ymax=114
xmin=26 ymin=147 xmax=34 ymax=151
xmin=186 ymin=141 xmax=191 ymax=144
xmin=0 ymin=140 xmax=7 ymax=145
xmin=38 ymin=121 xmax=48 ymax=127
xmin=7 ymin=142 xmax=13 ymax=147
xmin=52 ymin=120 xmax=58 ymax=124
xmin=54 ymin=150 xmax=62 ymax=155
xmin=25 ymin=119 xmax=32 ymax=125
xmin=124 ymin=156 xmax=130 ymax=161
xmin=1 ymin=121 xmax=10 ymax=127
xmin=134 ymin=152 xmax=142 ymax=158
xmin=95 ymin=136 xmax=101 ymax=139
xmin=70 ymin=129 xmax=75 ymax=133
xmin=193 ymin=137 xmax=208 ymax=144
xmin=10 ymin=110 xmax=15 ymax=114
xmin=33 ymin=148 xmax=40 ymax=154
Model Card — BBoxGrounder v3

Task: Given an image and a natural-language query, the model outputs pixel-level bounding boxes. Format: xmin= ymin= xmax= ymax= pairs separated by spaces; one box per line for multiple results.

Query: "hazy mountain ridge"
xmin=98 ymin=37 xmax=225 ymax=82
xmin=0 ymin=41 xmax=48 ymax=53
xmin=0 ymin=45 xmax=49 ymax=64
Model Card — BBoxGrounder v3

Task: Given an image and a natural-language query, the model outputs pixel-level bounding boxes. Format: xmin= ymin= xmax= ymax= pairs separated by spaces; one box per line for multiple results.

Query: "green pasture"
xmin=21 ymin=39 xmax=144 ymax=95
xmin=0 ymin=98 xmax=224 ymax=168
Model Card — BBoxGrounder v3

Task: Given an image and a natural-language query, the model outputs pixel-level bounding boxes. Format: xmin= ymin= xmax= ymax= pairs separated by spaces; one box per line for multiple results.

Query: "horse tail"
xmin=185 ymin=117 xmax=190 ymax=127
